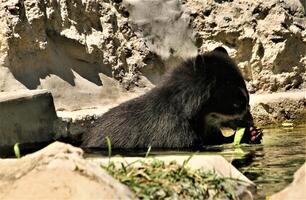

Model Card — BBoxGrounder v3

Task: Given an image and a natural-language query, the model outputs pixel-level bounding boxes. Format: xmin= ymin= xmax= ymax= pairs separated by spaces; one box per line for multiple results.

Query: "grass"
xmin=102 ymin=157 xmax=248 ymax=200
xmin=101 ymin=137 xmax=249 ymax=199
xmin=14 ymin=143 xmax=21 ymax=158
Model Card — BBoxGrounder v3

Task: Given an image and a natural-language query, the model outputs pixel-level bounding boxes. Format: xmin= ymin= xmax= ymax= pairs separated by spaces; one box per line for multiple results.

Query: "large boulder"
xmin=270 ymin=162 xmax=306 ymax=200
xmin=0 ymin=142 xmax=135 ymax=200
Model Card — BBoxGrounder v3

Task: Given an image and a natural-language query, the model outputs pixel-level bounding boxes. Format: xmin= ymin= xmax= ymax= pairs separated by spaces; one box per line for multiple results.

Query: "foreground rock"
xmin=0 ymin=142 xmax=134 ymax=200
xmin=91 ymin=155 xmax=256 ymax=199
xmin=270 ymin=162 xmax=306 ymax=200
xmin=95 ymin=155 xmax=255 ymax=184
xmin=0 ymin=141 xmax=256 ymax=199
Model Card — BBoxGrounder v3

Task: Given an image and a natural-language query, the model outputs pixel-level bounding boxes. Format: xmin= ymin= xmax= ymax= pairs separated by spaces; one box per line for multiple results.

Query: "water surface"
xmin=229 ymin=123 xmax=306 ymax=199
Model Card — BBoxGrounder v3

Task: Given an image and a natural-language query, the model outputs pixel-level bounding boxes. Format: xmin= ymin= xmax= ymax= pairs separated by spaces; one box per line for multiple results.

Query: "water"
xmin=231 ymin=124 xmax=306 ymax=199
xmin=200 ymin=124 xmax=306 ymax=199
xmin=86 ymin=123 xmax=306 ymax=199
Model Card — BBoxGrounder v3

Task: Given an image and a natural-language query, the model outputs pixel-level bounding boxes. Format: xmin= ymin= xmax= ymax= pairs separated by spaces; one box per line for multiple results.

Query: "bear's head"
xmin=198 ymin=47 xmax=253 ymax=130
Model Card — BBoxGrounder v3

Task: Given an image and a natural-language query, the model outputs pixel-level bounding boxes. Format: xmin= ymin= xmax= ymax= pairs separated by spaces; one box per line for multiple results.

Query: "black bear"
xmin=81 ymin=47 xmax=262 ymax=149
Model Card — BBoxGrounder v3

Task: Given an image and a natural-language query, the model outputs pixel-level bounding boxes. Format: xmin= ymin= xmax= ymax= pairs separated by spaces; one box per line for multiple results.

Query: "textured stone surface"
xmin=0 ymin=90 xmax=57 ymax=146
xmin=184 ymin=0 xmax=306 ymax=93
xmin=0 ymin=0 xmax=305 ymax=113
xmin=270 ymin=162 xmax=306 ymax=200
xmin=250 ymin=91 xmax=306 ymax=125
xmin=0 ymin=0 xmax=152 ymax=111
xmin=124 ymin=0 xmax=197 ymax=59
xmin=0 ymin=142 xmax=135 ymax=200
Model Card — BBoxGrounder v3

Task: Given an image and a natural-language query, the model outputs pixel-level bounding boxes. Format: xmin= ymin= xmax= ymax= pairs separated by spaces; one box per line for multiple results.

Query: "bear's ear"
xmin=213 ymin=46 xmax=228 ymax=55
xmin=194 ymin=54 xmax=205 ymax=71
xmin=195 ymin=54 xmax=204 ymax=65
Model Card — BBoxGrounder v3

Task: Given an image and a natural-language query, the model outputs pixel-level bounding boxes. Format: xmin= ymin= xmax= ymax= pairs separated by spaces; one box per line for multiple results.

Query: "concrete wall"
xmin=0 ymin=90 xmax=57 ymax=147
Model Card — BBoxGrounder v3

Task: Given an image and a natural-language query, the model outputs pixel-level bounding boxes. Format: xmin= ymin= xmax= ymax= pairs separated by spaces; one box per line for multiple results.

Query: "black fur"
xmin=81 ymin=47 xmax=253 ymax=149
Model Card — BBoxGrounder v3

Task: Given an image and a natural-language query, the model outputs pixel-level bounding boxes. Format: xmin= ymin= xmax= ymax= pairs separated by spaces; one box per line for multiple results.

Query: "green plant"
xmin=103 ymin=158 xmax=247 ymax=200
xmin=14 ymin=143 xmax=21 ymax=158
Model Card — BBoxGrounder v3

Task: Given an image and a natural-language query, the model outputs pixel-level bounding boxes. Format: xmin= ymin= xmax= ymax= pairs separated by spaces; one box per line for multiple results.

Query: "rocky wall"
xmin=184 ymin=0 xmax=306 ymax=93
xmin=0 ymin=0 xmax=305 ymax=111
xmin=0 ymin=0 xmax=152 ymax=111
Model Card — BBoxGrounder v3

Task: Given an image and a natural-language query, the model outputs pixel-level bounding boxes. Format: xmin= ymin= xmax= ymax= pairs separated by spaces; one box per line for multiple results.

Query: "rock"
xmin=0 ymin=142 xmax=135 ymax=200
xmin=0 ymin=0 xmax=305 ymax=114
xmin=300 ymin=0 xmax=306 ymax=12
xmin=0 ymin=0 xmax=305 ymax=135
xmin=184 ymin=0 xmax=306 ymax=93
xmin=91 ymin=155 xmax=256 ymax=199
xmin=0 ymin=90 xmax=57 ymax=147
xmin=0 ymin=0 xmax=152 ymax=111
xmin=270 ymin=162 xmax=306 ymax=200
xmin=250 ymin=91 xmax=306 ymax=125
xmin=124 ymin=0 xmax=197 ymax=60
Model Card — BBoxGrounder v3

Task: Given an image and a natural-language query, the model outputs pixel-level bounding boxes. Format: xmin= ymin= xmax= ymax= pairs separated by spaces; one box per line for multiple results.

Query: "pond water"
xmin=205 ymin=123 xmax=306 ymax=199
xmin=233 ymin=123 xmax=306 ymax=199
xmin=86 ymin=123 xmax=306 ymax=199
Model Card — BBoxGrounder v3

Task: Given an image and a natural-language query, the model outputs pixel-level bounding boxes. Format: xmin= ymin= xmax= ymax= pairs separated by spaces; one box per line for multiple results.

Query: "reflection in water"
xmin=234 ymin=124 xmax=306 ymax=199
xmin=86 ymin=124 xmax=306 ymax=199
xmin=203 ymin=124 xmax=306 ymax=199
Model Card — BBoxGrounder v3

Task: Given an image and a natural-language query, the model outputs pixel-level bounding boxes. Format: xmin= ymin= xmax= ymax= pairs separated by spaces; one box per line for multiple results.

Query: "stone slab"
xmin=0 ymin=90 xmax=57 ymax=147
xmin=250 ymin=91 xmax=306 ymax=125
